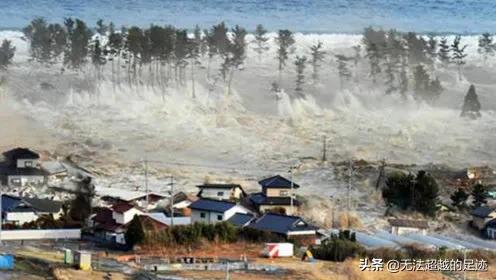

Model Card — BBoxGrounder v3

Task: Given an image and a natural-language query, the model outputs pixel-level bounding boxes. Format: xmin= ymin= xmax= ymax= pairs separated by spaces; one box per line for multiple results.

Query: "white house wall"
xmin=200 ymin=188 xmax=232 ymax=200
xmin=5 ymin=212 xmax=39 ymax=224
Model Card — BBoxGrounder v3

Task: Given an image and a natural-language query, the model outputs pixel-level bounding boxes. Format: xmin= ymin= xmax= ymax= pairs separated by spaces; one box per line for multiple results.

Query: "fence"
xmin=0 ymin=229 xmax=81 ymax=240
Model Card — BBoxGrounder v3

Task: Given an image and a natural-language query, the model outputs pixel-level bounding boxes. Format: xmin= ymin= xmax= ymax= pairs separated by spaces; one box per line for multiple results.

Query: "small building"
xmin=91 ymin=203 xmax=143 ymax=245
xmin=247 ymin=175 xmax=301 ymax=215
xmin=73 ymin=251 xmax=91 ymax=271
xmin=1 ymin=194 xmax=63 ymax=225
xmin=196 ymin=184 xmax=246 ymax=201
xmin=247 ymin=213 xmax=317 ymax=244
xmin=0 ymin=148 xmax=47 ymax=186
xmin=470 ymin=206 xmax=496 ymax=230
xmin=189 ymin=198 xmax=250 ymax=224
xmin=388 ymin=218 xmax=429 ymax=235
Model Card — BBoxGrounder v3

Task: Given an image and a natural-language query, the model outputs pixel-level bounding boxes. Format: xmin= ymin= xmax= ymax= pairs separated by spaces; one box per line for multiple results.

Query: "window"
xmin=11 ymin=178 xmax=21 ymax=185
xmin=200 ymin=212 xmax=206 ymax=218
xmin=280 ymin=190 xmax=289 ymax=196
xmin=217 ymin=215 xmax=223 ymax=221
xmin=217 ymin=191 xmax=224 ymax=197
xmin=25 ymin=161 xmax=33 ymax=167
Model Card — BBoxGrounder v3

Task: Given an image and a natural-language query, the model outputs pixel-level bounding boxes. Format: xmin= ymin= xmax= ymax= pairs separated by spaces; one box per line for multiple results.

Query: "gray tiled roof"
xmin=248 ymin=213 xmax=316 ymax=235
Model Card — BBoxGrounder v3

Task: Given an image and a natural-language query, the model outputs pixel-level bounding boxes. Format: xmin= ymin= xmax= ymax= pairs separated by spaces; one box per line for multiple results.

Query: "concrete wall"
xmin=200 ymin=188 xmax=232 ymax=200
xmin=0 ymin=229 xmax=81 ymax=240
xmin=392 ymin=226 xmax=427 ymax=235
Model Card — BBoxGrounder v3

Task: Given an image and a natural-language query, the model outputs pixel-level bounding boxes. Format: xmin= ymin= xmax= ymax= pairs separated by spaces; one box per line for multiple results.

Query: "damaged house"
xmin=0 ymin=148 xmax=48 ymax=187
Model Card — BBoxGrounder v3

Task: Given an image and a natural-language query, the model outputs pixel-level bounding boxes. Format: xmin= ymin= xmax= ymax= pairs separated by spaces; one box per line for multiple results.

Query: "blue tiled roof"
xmin=189 ymin=198 xmax=236 ymax=213
xmin=248 ymin=213 xmax=316 ymax=235
xmin=227 ymin=213 xmax=254 ymax=227
xmin=258 ymin=175 xmax=300 ymax=189
xmin=1 ymin=194 xmax=62 ymax=213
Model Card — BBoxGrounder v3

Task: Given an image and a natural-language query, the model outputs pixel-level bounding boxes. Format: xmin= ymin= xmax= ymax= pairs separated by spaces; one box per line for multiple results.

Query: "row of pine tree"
xmin=0 ymin=18 xmax=490 ymax=117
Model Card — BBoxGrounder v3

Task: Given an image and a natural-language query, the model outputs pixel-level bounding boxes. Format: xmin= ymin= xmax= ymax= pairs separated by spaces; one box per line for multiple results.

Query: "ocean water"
xmin=0 ymin=0 xmax=495 ymax=34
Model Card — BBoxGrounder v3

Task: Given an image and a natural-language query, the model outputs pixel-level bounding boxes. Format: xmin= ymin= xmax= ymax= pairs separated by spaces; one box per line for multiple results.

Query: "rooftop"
xmin=227 ymin=213 xmax=254 ymax=227
xmin=95 ymin=185 xmax=166 ymax=203
xmin=188 ymin=198 xmax=236 ymax=213
xmin=248 ymin=213 xmax=316 ymax=235
xmin=259 ymin=175 xmax=300 ymax=189
xmin=197 ymin=184 xmax=242 ymax=189
xmin=1 ymin=194 xmax=63 ymax=213
xmin=111 ymin=203 xmax=135 ymax=213
xmin=2 ymin=148 xmax=40 ymax=160
xmin=470 ymin=206 xmax=495 ymax=218
xmin=388 ymin=218 xmax=429 ymax=229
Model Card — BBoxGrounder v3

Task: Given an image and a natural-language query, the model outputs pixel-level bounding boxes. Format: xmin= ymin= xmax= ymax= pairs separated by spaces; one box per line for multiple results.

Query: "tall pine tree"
xmin=461 ymin=84 xmax=482 ymax=119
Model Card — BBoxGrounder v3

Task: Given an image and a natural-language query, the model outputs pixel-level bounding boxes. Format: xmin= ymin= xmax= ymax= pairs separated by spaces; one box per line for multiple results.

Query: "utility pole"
xmin=322 ymin=135 xmax=327 ymax=162
xmin=0 ymin=188 xmax=2 ymax=244
xmin=289 ymin=166 xmax=295 ymax=214
xmin=169 ymin=176 xmax=175 ymax=227
xmin=144 ymin=159 xmax=149 ymax=209
xmin=347 ymin=160 xmax=353 ymax=212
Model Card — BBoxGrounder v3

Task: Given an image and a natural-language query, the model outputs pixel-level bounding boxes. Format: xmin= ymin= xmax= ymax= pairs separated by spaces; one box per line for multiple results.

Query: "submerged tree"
xmin=461 ymin=84 xmax=482 ymax=119
xmin=252 ymin=24 xmax=270 ymax=62
xmin=413 ymin=65 xmax=443 ymax=103
xmin=0 ymin=39 xmax=16 ymax=70
xmin=363 ymin=27 xmax=386 ymax=84
xmin=65 ymin=19 xmax=92 ymax=69
xmin=438 ymin=37 xmax=450 ymax=65
xmin=471 ymin=183 xmax=488 ymax=208
xmin=451 ymin=35 xmax=467 ymax=81
xmin=275 ymin=29 xmax=295 ymax=83
xmin=382 ymin=171 xmax=439 ymax=217
xmin=294 ymin=55 xmax=307 ymax=98
xmin=478 ymin=33 xmax=495 ymax=62
xmin=309 ymin=41 xmax=326 ymax=83
xmin=335 ymin=54 xmax=352 ymax=89
xmin=450 ymin=188 xmax=469 ymax=209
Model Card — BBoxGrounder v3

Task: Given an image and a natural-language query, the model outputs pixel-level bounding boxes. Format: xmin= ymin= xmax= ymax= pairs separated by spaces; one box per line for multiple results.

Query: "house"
xmin=189 ymin=198 xmax=250 ymax=224
xmin=247 ymin=175 xmax=301 ymax=215
xmin=227 ymin=213 xmax=255 ymax=227
xmin=388 ymin=218 xmax=428 ymax=235
xmin=247 ymin=213 xmax=317 ymax=244
xmin=0 ymin=148 xmax=47 ymax=186
xmin=196 ymin=184 xmax=246 ymax=201
xmin=470 ymin=206 xmax=496 ymax=230
xmin=91 ymin=203 xmax=144 ymax=245
xmin=95 ymin=185 xmax=167 ymax=210
xmin=1 ymin=194 xmax=64 ymax=225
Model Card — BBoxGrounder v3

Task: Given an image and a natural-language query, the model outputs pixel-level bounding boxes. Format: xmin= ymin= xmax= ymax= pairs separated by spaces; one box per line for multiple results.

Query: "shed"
xmin=388 ymin=219 xmax=429 ymax=235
